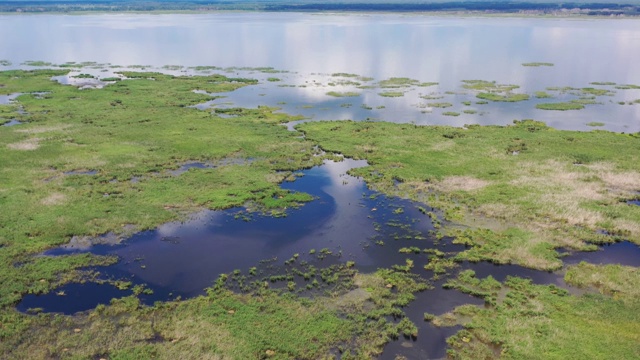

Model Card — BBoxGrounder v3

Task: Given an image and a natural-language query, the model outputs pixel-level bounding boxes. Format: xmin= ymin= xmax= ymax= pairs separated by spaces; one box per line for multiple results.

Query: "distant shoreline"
xmin=1 ymin=1 xmax=639 ymax=17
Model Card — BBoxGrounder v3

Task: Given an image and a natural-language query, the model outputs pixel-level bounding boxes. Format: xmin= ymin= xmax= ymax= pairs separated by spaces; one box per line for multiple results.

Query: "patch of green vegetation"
xmin=100 ymin=77 xmax=121 ymax=82
xmin=461 ymin=79 xmax=528 ymax=102
xmin=21 ymin=60 xmax=53 ymax=67
xmin=615 ymin=84 xmax=640 ymax=90
xmin=581 ymin=87 xmax=614 ymax=96
xmin=586 ymin=122 xmax=605 ymax=127
xmin=546 ymin=86 xmax=578 ymax=92
xmin=72 ymin=73 xmax=95 ymax=79
xmin=590 ymin=82 xmax=616 ymax=86
xmin=331 ymin=72 xmax=359 ymax=77
xmin=565 ymin=262 xmax=640 ymax=302
xmin=0 ymin=60 xmax=11 ymax=66
xmin=161 ymin=65 xmax=183 ymax=71
xmin=534 ymin=91 xmax=553 ymax=98
xmin=189 ymin=65 xmax=222 ymax=71
xmin=378 ymin=77 xmax=435 ymax=88
xmin=433 ymin=271 xmax=640 ymax=360
xmin=299 ymin=119 xmax=640 ymax=270
xmin=266 ymin=77 xmax=280 ymax=82
xmin=476 ymin=92 xmax=529 ymax=102
xmin=420 ymin=94 xmax=443 ymax=100
xmin=462 ymin=109 xmax=477 ymax=114
xmin=522 ymin=62 xmax=554 ymax=67
xmin=326 ymin=91 xmax=360 ymax=97
xmin=571 ymin=97 xmax=599 ymax=105
xmin=443 ymin=111 xmax=460 ymax=117
xmin=428 ymin=102 xmax=453 ymax=108
xmin=462 ymin=80 xmax=519 ymax=92
xmin=378 ymin=91 xmax=405 ymax=97
xmin=536 ymin=102 xmax=585 ymax=110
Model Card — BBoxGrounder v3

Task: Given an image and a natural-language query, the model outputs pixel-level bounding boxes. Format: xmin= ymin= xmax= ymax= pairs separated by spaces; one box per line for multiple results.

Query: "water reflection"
xmin=1 ymin=14 xmax=640 ymax=89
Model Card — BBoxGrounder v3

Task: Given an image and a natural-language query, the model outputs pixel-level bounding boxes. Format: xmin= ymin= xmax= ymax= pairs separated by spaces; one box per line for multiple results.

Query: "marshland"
xmin=0 ymin=13 xmax=639 ymax=359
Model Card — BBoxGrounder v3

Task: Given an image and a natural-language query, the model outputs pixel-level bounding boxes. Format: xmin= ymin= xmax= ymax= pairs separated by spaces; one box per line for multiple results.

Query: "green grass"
xmin=299 ymin=119 xmax=640 ymax=270
xmin=565 ymin=262 xmax=640 ymax=302
xmin=432 ymin=271 xmax=640 ymax=360
xmin=443 ymin=111 xmax=460 ymax=116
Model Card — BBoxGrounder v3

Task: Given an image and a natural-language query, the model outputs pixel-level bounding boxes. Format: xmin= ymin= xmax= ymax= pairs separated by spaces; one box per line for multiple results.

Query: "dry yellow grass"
xmin=41 ymin=192 xmax=66 ymax=206
xmin=435 ymin=176 xmax=490 ymax=192
xmin=7 ymin=137 xmax=40 ymax=150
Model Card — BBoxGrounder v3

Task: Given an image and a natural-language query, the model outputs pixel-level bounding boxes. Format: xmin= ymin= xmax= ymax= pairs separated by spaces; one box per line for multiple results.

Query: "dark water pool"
xmin=20 ymin=159 xmax=442 ymax=312
xmin=2 ymin=119 xmax=22 ymax=126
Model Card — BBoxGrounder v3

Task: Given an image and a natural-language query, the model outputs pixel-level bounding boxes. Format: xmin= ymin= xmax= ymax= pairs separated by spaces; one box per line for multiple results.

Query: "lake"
xmin=1 ymin=14 xmax=640 ymax=131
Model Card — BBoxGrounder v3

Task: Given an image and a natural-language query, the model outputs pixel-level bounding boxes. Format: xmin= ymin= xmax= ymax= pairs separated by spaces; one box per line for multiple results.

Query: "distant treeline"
xmin=1 ymin=1 xmax=639 ymax=15
xmin=265 ymin=2 xmax=640 ymax=15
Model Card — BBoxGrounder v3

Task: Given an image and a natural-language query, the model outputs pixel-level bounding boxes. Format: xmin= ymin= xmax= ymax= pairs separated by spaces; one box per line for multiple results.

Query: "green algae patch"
xmin=432 ymin=271 xmax=640 ymax=360
xmin=299 ymin=119 xmax=640 ymax=270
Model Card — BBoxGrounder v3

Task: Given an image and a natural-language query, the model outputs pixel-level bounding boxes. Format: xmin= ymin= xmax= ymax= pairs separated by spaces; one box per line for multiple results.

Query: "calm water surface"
xmin=1 ymin=14 xmax=640 ymax=131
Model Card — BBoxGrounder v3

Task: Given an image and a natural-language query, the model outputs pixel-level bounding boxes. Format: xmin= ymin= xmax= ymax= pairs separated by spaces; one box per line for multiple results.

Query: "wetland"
xmin=0 ymin=13 xmax=639 ymax=360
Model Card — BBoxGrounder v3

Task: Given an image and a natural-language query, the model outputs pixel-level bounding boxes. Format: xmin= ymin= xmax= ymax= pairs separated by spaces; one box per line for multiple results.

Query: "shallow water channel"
xmin=19 ymin=156 xmax=640 ymax=359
